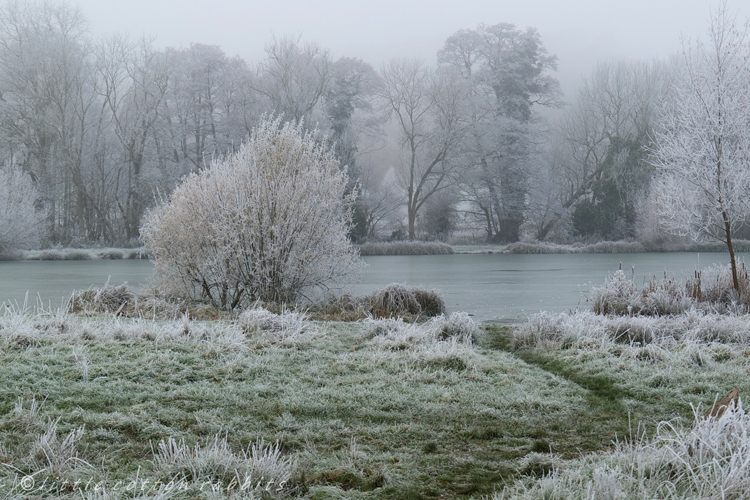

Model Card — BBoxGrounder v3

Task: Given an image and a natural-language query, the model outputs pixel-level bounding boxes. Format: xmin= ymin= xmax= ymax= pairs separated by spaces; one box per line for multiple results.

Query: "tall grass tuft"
xmin=68 ymin=283 xmax=136 ymax=316
xmin=34 ymin=417 xmax=89 ymax=473
xmin=368 ymin=283 xmax=446 ymax=319
xmin=312 ymin=284 xmax=447 ymax=320
xmin=153 ymin=434 xmax=297 ymax=494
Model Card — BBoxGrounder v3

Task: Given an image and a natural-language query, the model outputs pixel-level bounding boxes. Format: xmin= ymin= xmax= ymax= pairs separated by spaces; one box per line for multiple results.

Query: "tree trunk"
xmin=723 ymin=210 xmax=740 ymax=291
xmin=408 ymin=203 xmax=416 ymax=240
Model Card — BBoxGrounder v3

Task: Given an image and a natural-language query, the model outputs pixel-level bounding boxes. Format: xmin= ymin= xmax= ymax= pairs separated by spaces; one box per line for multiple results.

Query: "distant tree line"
xmin=0 ymin=0 xmax=747 ymax=252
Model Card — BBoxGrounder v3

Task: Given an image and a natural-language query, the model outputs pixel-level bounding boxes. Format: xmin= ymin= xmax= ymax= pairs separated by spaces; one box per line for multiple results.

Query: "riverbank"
xmin=0 ymin=247 xmax=151 ymax=261
xmin=4 ymin=239 xmax=750 ymax=261
xmin=0 ymin=304 xmax=745 ymax=498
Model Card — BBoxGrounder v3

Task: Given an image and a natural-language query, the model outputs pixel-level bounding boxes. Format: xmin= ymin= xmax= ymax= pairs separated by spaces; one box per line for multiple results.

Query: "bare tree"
xmin=531 ymin=60 xmax=669 ymax=240
xmin=0 ymin=164 xmax=45 ymax=253
xmin=650 ymin=3 xmax=750 ymax=290
xmin=377 ymin=59 xmax=468 ymax=239
xmin=252 ymin=35 xmax=331 ymax=122
xmin=0 ymin=0 xmax=97 ymax=244
xmin=96 ymin=35 xmax=170 ymax=241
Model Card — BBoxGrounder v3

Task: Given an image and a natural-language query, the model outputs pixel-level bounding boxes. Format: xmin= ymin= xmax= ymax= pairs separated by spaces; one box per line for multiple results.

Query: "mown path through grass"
xmin=481 ymin=325 xmax=669 ymax=456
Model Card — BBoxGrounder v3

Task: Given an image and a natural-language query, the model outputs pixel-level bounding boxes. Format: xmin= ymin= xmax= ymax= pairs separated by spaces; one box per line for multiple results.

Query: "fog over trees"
xmin=0 ymin=0 xmax=747 ymax=250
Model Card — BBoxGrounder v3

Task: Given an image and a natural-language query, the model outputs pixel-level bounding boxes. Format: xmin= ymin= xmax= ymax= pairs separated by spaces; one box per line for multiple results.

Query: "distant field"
xmin=0 ymin=305 xmax=743 ymax=498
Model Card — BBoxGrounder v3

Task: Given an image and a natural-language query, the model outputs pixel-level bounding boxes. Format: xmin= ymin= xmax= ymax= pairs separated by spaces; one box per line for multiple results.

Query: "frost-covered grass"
xmin=496 ymin=401 xmax=750 ymax=499
xmin=502 ymin=307 xmax=750 ymax=498
xmin=357 ymin=241 xmax=454 ymax=255
xmin=0 ymin=306 xmax=626 ymax=499
xmin=7 ymin=300 xmax=750 ymax=498
xmin=590 ymin=264 xmax=750 ymax=316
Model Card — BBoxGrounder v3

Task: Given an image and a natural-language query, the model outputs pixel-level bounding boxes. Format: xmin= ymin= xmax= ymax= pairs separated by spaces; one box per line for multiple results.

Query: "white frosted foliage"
xmin=650 ymin=5 xmax=750 ymax=289
xmin=0 ymin=166 xmax=45 ymax=253
xmin=142 ymin=115 xmax=363 ymax=308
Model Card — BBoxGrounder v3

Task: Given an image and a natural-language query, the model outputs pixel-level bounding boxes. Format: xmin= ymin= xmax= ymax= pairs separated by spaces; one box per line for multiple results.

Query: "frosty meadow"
xmin=3 ymin=1 xmax=750 ymax=499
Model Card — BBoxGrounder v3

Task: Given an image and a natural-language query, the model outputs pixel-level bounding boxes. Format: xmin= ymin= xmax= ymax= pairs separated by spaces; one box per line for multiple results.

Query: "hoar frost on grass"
xmin=153 ymin=434 xmax=296 ymax=494
xmin=360 ymin=312 xmax=478 ymax=367
xmin=590 ymin=264 xmax=750 ymax=317
xmin=497 ymin=400 xmax=750 ymax=500
xmin=0 ymin=303 xmax=320 ymax=355
xmin=237 ymin=306 xmax=320 ymax=347
xmin=515 ymin=309 xmax=750 ymax=350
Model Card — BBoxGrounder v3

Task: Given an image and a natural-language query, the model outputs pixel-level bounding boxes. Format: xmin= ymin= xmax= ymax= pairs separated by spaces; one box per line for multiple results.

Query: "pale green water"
xmin=0 ymin=253 xmax=745 ymax=320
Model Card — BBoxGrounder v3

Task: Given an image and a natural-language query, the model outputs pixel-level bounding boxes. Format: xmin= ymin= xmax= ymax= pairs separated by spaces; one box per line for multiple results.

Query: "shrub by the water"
xmin=590 ymin=264 xmax=750 ymax=316
xmin=141 ymin=116 xmax=362 ymax=309
xmin=68 ymin=283 xmax=136 ymax=316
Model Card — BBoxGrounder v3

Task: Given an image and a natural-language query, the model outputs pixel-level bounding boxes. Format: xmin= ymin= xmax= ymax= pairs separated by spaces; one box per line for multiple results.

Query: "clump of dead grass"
xmin=310 ymin=284 xmax=447 ymax=321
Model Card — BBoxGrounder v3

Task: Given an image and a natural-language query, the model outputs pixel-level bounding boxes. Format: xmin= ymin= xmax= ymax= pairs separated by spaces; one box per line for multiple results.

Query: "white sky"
xmin=74 ymin=0 xmax=731 ymax=98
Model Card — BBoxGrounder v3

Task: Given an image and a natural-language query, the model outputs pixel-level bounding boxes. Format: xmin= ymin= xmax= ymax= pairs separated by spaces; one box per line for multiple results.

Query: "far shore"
xmin=2 ymin=238 xmax=748 ymax=262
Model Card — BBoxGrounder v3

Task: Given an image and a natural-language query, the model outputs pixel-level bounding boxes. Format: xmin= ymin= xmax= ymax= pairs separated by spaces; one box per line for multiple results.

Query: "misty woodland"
xmin=0 ymin=0 xmax=747 ymax=258
xmin=5 ymin=0 xmax=750 ymax=499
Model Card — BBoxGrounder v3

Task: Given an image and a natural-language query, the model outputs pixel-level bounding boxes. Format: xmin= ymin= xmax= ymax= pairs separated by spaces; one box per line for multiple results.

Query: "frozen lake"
xmin=0 ymin=253 xmax=745 ymax=321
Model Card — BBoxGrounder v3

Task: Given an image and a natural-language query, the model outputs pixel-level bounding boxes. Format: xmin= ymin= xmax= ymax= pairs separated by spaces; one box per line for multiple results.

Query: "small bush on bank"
xmin=358 ymin=241 xmax=454 ymax=256
xmin=68 ymin=283 xmax=136 ymax=316
xmin=368 ymin=283 xmax=446 ymax=319
xmin=142 ymin=116 xmax=362 ymax=310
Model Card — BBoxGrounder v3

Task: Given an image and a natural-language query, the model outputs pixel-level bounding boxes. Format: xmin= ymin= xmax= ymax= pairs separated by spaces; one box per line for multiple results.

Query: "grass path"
xmin=482 ymin=326 xmax=634 ymax=458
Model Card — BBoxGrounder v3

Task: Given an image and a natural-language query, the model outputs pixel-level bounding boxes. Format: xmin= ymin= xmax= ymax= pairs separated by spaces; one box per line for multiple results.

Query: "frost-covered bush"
xmin=142 ymin=116 xmax=363 ymax=309
xmin=68 ymin=283 xmax=137 ymax=315
xmin=0 ymin=165 xmax=45 ymax=255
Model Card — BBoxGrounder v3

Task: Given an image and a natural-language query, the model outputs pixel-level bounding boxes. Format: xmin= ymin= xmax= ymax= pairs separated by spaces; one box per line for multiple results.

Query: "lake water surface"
xmin=0 ymin=253 xmax=746 ymax=321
